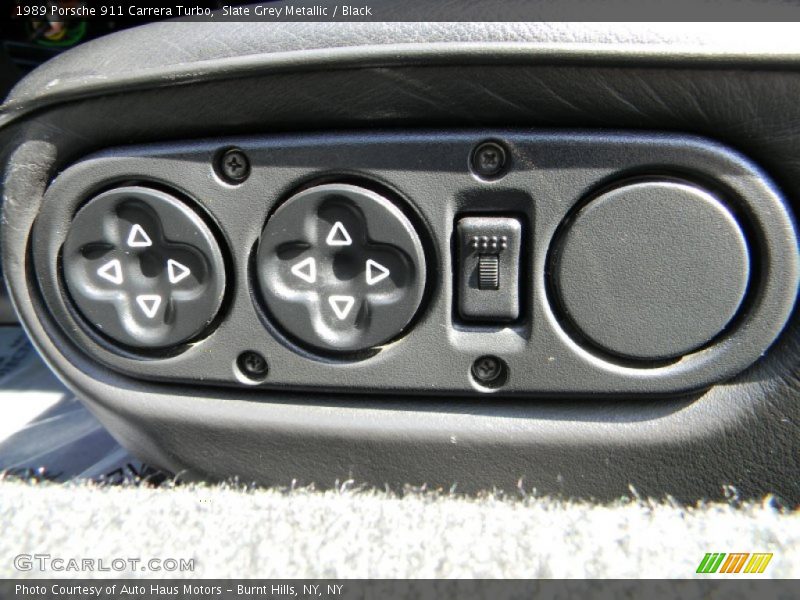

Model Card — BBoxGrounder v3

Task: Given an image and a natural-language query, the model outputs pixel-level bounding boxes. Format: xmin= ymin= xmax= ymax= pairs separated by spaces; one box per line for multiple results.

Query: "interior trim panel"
xmin=2 ymin=22 xmax=799 ymax=501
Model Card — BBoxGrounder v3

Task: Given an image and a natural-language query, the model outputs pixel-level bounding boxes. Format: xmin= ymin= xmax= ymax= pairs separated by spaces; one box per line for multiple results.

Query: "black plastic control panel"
xmin=31 ymin=131 xmax=799 ymax=396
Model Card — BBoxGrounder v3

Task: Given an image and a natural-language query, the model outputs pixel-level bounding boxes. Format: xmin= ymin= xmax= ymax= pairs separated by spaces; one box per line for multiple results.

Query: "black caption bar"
xmin=1 ymin=580 xmax=798 ymax=600
xmin=8 ymin=0 xmax=800 ymax=22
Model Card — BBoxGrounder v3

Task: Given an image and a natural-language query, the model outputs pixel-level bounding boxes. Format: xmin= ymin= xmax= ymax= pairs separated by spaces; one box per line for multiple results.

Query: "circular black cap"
xmin=552 ymin=180 xmax=750 ymax=361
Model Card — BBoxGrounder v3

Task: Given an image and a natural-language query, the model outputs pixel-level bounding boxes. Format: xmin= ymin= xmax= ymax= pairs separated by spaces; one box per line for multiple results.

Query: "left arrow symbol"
xmin=290 ymin=257 xmax=317 ymax=283
xmin=97 ymin=259 xmax=123 ymax=285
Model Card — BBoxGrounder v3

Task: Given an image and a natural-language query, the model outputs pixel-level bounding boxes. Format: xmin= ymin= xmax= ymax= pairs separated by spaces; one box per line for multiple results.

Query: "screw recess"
xmin=471 ymin=355 xmax=507 ymax=388
xmin=471 ymin=141 xmax=508 ymax=180
xmin=218 ymin=148 xmax=251 ymax=184
xmin=237 ymin=350 xmax=268 ymax=382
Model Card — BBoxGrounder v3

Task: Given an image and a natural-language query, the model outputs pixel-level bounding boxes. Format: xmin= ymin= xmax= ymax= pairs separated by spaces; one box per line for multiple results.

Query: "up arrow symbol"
xmin=127 ymin=224 xmax=152 ymax=248
xmin=326 ymin=222 xmax=352 ymax=246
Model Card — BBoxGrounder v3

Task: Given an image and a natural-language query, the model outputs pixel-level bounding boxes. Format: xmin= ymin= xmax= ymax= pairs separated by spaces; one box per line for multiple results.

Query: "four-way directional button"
xmin=257 ymin=183 xmax=426 ymax=353
xmin=89 ymin=219 xmax=212 ymax=328
xmin=62 ymin=186 xmax=226 ymax=350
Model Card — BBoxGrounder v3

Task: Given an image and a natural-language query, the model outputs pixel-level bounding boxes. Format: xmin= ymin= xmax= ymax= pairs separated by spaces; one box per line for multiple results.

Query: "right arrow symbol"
xmin=328 ymin=295 xmax=356 ymax=320
xmin=365 ymin=259 xmax=390 ymax=285
xmin=167 ymin=259 xmax=192 ymax=284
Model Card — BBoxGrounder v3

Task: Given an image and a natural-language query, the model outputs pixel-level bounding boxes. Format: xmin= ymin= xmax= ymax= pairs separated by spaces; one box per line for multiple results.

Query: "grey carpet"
xmin=0 ymin=480 xmax=797 ymax=578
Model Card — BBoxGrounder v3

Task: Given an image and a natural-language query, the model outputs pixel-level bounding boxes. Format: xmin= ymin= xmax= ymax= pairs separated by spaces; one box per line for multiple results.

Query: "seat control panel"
xmin=30 ymin=131 xmax=799 ymax=395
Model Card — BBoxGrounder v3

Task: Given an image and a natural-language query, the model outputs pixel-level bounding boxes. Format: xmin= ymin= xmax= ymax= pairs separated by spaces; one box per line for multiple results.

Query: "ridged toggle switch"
xmin=456 ymin=217 xmax=522 ymax=321
xmin=478 ymin=255 xmax=500 ymax=290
